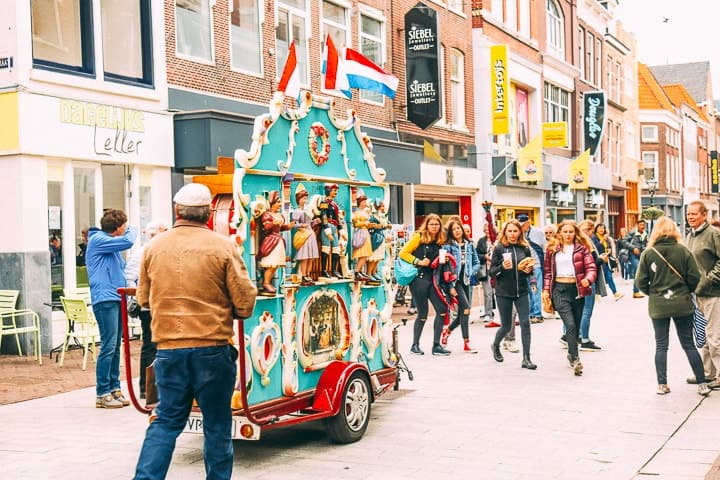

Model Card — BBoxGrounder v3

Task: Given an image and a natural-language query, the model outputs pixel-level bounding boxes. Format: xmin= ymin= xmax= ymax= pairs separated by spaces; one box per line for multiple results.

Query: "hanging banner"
xmin=542 ymin=122 xmax=567 ymax=148
xmin=583 ymin=91 xmax=606 ymax=156
xmin=569 ymin=149 xmax=591 ymax=190
xmin=517 ymin=134 xmax=542 ymax=183
xmin=405 ymin=3 xmax=441 ymax=129
xmin=490 ymin=45 xmax=509 ymax=135
xmin=711 ymin=151 xmax=719 ymax=194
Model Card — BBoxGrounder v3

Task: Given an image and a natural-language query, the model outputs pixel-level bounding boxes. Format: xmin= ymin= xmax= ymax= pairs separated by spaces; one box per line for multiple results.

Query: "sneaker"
xmin=410 ymin=344 xmax=424 ymax=355
xmin=580 ymin=340 xmax=602 ymax=351
xmin=530 ymin=316 xmax=544 ymax=324
xmin=407 ymin=307 xmax=418 ymax=315
xmin=698 ymin=383 xmax=712 ymax=396
xmin=112 ymin=389 xmax=130 ymax=406
xmin=463 ymin=339 xmax=478 ymax=353
xmin=613 ymin=292 xmax=624 ymax=301
xmin=440 ymin=325 xmax=451 ymax=348
xmin=502 ymin=340 xmax=520 ymax=353
xmin=657 ymin=384 xmax=671 ymax=395
xmin=708 ymin=380 xmax=720 ymax=389
xmin=432 ymin=345 xmax=451 ymax=356
xmin=559 ymin=335 xmax=568 ymax=348
xmin=573 ymin=359 xmax=583 ymax=376
xmin=484 ymin=321 xmax=501 ymax=328
xmin=96 ymin=394 xmax=124 ymax=409
xmin=632 ymin=292 xmax=644 ymax=298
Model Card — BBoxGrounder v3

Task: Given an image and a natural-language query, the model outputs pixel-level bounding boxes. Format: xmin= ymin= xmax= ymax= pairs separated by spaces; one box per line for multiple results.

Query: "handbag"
xmin=394 ymin=257 xmax=418 ymax=286
xmin=127 ymin=296 xmax=142 ymax=318
xmin=541 ymin=290 xmax=554 ymax=313
xmin=352 ymin=228 xmax=369 ymax=249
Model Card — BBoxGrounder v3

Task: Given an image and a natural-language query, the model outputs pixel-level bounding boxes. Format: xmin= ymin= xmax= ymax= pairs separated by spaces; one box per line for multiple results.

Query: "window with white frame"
xmin=642 ymin=151 xmax=658 ymax=182
xmin=449 ymin=49 xmax=465 ymax=129
xmin=614 ymin=122 xmax=621 ymax=174
xmin=519 ymin=0 xmax=530 ymax=37
xmin=586 ymin=32 xmax=594 ymax=83
xmin=176 ymin=0 xmax=213 ymax=61
xmin=506 ymin=0 xmax=517 ymax=31
xmin=614 ymin=61 xmax=622 ymax=103
xmin=546 ymin=0 xmax=564 ymax=58
xmin=359 ymin=13 xmax=384 ymax=103
xmin=276 ymin=0 xmax=309 ymax=84
xmin=641 ymin=125 xmax=658 ymax=142
xmin=438 ymin=44 xmax=446 ymax=124
xmin=578 ymin=27 xmax=585 ymax=79
xmin=543 ymin=82 xmax=570 ymax=125
xmin=231 ymin=0 xmax=262 ymax=74
xmin=607 ymin=120 xmax=614 ymax=169
xmin=595 ymin=38 xmax=602 ymax=88
xmin=491 ymin=0 xmax=503 ymax=20
xmin=448 ymin=0 xmax=463 ymax=13
xmin=322 ymin=1 xmax=348 ymax=50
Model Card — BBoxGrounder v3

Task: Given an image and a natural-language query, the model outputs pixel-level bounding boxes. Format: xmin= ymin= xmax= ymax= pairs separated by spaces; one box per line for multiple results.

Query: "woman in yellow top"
xmin=399 ymin=213 xmax=450 ymax=356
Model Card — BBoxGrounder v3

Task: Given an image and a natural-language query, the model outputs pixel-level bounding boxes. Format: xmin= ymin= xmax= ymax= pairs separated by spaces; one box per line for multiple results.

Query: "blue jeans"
xmin=629 ymin=254 xmax=640 ymax=292
xmin=527 ymin=267 xmax=543 ymax=318
xmin=580 ymin=283 xmax=596 ymax=341
xmin=134 ymin=345 xmax=238 ymax=480
xmin=94 ymin=301 xmax=122 ymax=397
xmin=601 ymin=263 xmax=618 ymax=294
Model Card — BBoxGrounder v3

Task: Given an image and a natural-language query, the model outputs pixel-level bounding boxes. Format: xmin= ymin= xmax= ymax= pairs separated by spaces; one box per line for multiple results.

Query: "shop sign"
xmin=542 ymin=122 xmax=567 ymax=148
xmin=517 ymin=134 xmax=542 ymax=183
xmin=569 ymin=149 xmax=590 ymax=190
xmin=583 ymin=91 xmax=606 ymax=156
xmin=405 ymin=3 xmax=441 ymax=129
xmin=490 ymin=45 xmax=509 ymax=135
xmin=711 ymin=151 xmax=719 ymax=194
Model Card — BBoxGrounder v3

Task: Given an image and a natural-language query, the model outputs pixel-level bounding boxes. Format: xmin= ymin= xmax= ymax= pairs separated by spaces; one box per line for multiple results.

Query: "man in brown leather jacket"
xmin=133 ymin=183 xmax=257 ymax=480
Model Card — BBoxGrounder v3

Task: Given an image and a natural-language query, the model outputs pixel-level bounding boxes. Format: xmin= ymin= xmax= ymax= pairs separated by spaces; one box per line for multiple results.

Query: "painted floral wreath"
xmin=308 ymin=122 xmax=331 ymax=166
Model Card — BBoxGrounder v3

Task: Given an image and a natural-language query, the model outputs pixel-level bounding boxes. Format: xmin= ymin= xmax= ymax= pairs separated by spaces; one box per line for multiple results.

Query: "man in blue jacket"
xmin=86 ymin=209 xmax=137 ymax=408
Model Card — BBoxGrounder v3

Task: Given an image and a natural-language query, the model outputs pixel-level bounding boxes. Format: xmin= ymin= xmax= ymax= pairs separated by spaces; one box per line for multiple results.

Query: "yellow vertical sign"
xmin=0 ymin=92 xmax=19 ymax=151
xmin=569 ymin=149 xmax=590 ymax=190
xmin=517 ymin=134 xmax=543 ymax=183
xmin=490 ymin=45 xmax=509 ymax=135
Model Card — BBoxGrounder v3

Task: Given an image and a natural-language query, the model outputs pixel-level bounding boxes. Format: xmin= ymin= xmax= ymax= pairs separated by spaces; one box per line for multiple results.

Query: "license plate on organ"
xmin=183 ymin=413 xmax=261 ymax=440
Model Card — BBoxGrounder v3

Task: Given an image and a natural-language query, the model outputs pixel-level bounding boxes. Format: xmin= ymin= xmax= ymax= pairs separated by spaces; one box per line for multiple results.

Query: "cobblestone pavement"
xmin=2 ymin=280 xmax=720 ymax=479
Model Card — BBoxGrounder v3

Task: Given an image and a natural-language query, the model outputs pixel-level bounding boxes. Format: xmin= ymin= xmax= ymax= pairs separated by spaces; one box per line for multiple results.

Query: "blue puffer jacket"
xmin=86 ymin=226 xmax=137 ymax=305
xmin=445 ymin=239 xmax=480 ymax=286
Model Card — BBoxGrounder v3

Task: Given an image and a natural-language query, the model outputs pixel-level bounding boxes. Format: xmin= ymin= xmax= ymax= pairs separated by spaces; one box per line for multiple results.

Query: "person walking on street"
xmin=442 ymin=218 xmax=481 ymax=352
xmin=686 ymin=201 xmax=720 ymax=389
xmin=133 ymin=183 xmax=258 ymax=480
xmin=575 ymin=220 xmax=605 ymax=351
xmin=634 ymin=216 xmax=711 ymax=396
xmin=543 ymin=220 xmax=596 ymax=376
xmin=489 ymin=219 xmax=537 ymax=370
xmin=476 ymin=223 xmax=496 ymax=323
xmin=629 ymin=220 xmax=649 ymax=298
xmin=399 ymin=213 xmax=451 ymax=356
xmin=86 ymin=209 xmax=137 ymax=409
xmin=124 ymin=219 xmax=169 ymax=400
xmin=517 ymin=214 xmax=546 ymax=324
xmin=617 ymin=227 xmax=631 ymax=281
xmin=592 ymin=224 xmax=623 ymax=300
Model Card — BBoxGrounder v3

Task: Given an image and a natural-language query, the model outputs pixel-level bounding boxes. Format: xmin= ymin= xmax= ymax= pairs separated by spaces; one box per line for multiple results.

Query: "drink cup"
xmin=439 ymin=249 xmax=447 ymax=264
xmin=502 ymin=252 xmax=512 ymax=263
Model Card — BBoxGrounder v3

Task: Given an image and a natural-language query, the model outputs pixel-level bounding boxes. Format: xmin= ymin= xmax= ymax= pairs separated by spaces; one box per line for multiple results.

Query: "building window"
xmin=586 ymin=32 xmax=594 ymax=84
xmin=546 ymin=0 xmax=564 ymax=58
xmin=277 ymin=1 xmax=308 ymax=85
xmin=448 ymin=0 xmax=463 ymax=13
xmin=176 ymin=0 xmax=213 ymax=61
xmin=578 ymin=27 xmax=585 ymax=79
xmin=231 ymin=0 xmax=262 ymax=74
xmin=449 ymin=49 xmax=465 ymax=129
xmin=595 ymin=38 xmax=602 ymax=88
xmin=543 ymin=82 xmax=570 ymax=125
xmin=359 ymin=12 xmax=385 ymax=103
xmin=607 ymin=120 xmax=614 ymax=169
xmin=614 ymin=61 xmax=622 ymax=103
xmin=642 ymin=151 xmax=658 ymax=183
xmin=506 ymin=0 xmax=517 ymax=31
xmin=641 ymin=125 xmax=658 ymax=142
xmin=491 ymin=0 xmax=503 ymax=20
xmin=322 ymin=1 xmax=348 ymax=50
xmin=614 ymin=122 xmax=621 ymax=175
xmin=31 ymin=0 xmax=94 ymax=74
xmin=438 ymin=44 xmax=446 ymax=124
xmin=518 ymin=0 xmax=530 ymax=37
xmin=101 ymin=0 xmax=153 ymax=84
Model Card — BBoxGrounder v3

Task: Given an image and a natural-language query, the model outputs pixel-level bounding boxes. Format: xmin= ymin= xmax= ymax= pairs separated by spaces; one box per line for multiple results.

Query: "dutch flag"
xmin=278 ymin=41 xmax=301 ymax=102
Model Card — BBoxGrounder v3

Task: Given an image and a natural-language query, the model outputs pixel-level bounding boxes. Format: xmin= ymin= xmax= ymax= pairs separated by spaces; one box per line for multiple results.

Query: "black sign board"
xmin=583 ymin=91 xmax=606 ymax=156
xmin=404 ymin=3 xmax=440 ymax=129
xmin=711 ymin=151 xmax=719 ymax=194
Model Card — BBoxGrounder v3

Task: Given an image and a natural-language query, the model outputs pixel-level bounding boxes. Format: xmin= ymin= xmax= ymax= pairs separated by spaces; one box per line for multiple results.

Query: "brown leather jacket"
xmin=543 ymin=241 xmax=597 ymax=297
xmin=137 ymin=220 xmax=257 ymax=350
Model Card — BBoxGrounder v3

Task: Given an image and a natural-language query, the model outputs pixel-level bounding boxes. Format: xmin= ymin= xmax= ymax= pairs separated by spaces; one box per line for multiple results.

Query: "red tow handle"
xmin=118 ymin=287 xmax=152 ymax=414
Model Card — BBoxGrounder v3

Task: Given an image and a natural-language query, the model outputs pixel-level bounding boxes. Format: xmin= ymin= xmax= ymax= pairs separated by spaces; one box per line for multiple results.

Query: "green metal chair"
xmin=0 ymin=290 xmax=42 ymax=364
xmin=59 ymin=296 xmax=98 ymax=370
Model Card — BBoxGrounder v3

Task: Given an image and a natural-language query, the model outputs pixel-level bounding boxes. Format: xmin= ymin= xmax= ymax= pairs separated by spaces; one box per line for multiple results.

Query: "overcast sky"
xmin=614 ymin=0 xmax=720 ymax=99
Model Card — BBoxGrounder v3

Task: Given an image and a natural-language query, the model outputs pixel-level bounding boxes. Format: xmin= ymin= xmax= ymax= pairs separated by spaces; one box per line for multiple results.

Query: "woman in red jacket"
xmin=543 ymin=220 xmax=597 ymax=376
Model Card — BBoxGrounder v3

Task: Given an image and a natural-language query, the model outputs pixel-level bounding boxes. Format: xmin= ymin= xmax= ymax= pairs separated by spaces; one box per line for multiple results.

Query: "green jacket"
xmin=687 ymin=222 xmax=720 ymax=297
xmin=635 ymin=237 xmax=699 ymax=319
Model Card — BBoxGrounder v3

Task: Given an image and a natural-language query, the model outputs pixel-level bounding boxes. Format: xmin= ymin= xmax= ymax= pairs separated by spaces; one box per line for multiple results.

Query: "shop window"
xmin=176 ymin=0 xmax=213 ymax=61
xmin=101 ymin=0 xmax=153 ymax=84
xmin=231 ymin=0 xmax=262 ymax=74
xmin=276 ymin=1 xmax=309 ymax=85
xmin=31 ymin=0 xmax=94 ymax=75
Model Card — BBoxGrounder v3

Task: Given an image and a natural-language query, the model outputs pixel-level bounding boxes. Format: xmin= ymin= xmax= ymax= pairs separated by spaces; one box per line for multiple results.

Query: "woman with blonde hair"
xmin=543 ymin=220 xmax=596 ymax=375
xmin=635 ymin=216 xmax=710 ymax=396
xmin=489 ymin=219 xmax=537 ymax=369
xmin=399 ymin=213 xmax=451 ymax=356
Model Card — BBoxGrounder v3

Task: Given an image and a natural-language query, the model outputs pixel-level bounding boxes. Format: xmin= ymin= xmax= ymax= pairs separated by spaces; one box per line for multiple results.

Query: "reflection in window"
xmin=276 ymin=2 xmax=308 ymax=84
xmin=101 ymin=0 xmax=143 ymax=80
xmin=176 ymin=0 xmax=212 ymax=60
xmin=74 ymin=168 xmax=97 ymax=236
xmin=360 ymin=14 xmax=384 ymax=103
xmin=31 ymin=0 xmax=85 ymax=68
xmin=231 ymin=0 xmax=262 ymax=74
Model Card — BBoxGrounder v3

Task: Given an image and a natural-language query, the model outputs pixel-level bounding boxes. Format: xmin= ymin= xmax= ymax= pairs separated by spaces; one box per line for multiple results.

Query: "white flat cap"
xmin=173 ymin=183 xmax=212 ymax=206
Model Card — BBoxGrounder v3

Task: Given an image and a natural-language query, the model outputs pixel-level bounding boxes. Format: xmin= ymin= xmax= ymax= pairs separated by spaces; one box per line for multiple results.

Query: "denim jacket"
xmin=445 ymin=240 xmax=480 ymax=286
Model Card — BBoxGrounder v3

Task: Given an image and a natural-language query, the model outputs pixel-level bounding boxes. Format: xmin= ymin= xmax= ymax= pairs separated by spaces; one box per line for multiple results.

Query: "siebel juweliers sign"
xmin=404 ymin=3 xmax=440 ymax=130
